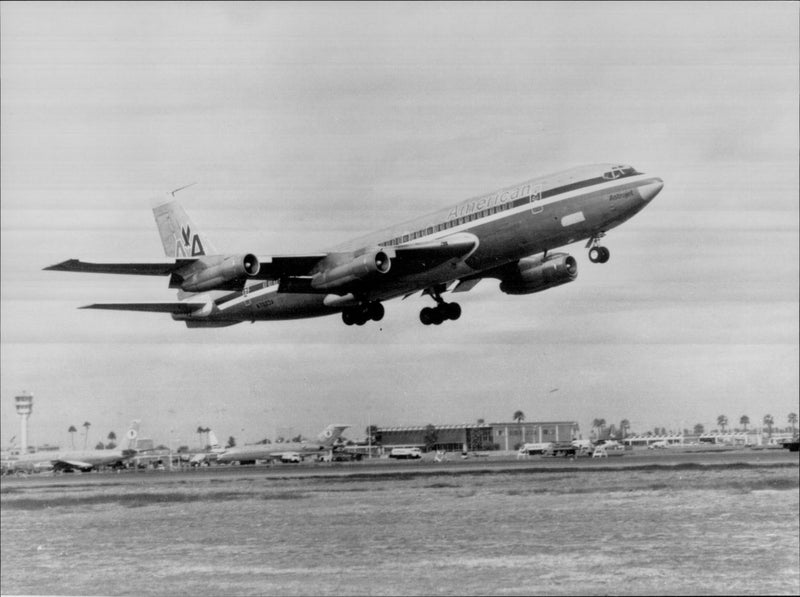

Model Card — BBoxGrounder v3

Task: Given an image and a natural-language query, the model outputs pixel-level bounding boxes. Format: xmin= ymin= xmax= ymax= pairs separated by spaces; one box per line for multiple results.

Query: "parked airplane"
xmin=9 ymin=421 xmax=142 ymax=472
xmin=46 ymin=163 xmax=663 ymax=327
xmin=216 ymin=424 xmax=349 ymax=464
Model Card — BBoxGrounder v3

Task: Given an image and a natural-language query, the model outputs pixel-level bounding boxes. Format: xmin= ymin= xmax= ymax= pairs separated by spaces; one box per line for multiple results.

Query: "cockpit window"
xmin=603 ymin=165 xmax=640 ymax=180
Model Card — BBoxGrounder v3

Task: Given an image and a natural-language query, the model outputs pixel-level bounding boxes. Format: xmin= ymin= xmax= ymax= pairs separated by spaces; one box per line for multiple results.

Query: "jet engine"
xmin=311 ymin=249 xmax=392 ymax=290
xmin=179 ymin=254 xmax=260 ymax=292
xmin=499 ymin=253 xmax=577 ymax=295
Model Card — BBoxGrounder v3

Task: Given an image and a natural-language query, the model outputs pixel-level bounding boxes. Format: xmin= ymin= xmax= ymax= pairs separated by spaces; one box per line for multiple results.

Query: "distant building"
xmin=376 ymin=421 xmax=580 ymax=453
xmin=491 ymin=421 xmax=580 ymax=451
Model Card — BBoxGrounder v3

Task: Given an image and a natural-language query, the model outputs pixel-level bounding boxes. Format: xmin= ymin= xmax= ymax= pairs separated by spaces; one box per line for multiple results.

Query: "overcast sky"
xmin=2 ymin=2 xmax=798 ymax=449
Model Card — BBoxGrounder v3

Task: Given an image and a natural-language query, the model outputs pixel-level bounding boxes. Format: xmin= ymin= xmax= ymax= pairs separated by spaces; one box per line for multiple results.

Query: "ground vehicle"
xmin=389 ymin=447 xmax=422 ymax=460
xmin=520 ymin=442 xmax=554 ymax=455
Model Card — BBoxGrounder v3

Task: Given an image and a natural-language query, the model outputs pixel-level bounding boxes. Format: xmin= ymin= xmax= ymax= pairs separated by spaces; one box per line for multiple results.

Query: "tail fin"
xmin=123 ymin=420 xmax=141 ymax=451
xmin=317 ymin=424 xmax=350 ymax=447
xmin=207 ymin=430 xmax=220 ymax=449
xmin=151 ymin=190 xmax=218 ymax=258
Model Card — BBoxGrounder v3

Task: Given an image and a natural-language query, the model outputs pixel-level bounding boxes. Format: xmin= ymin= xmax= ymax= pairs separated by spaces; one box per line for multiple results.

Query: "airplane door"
xmin=530 ymin=184 xmax=543 ymax=214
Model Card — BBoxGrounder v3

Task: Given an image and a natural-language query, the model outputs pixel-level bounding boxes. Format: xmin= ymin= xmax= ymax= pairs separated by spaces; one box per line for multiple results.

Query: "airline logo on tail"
xmin=178 ymin=226 xmax=205 ymax=257
xmin=317 ymin=424 xmax=350 ymax=447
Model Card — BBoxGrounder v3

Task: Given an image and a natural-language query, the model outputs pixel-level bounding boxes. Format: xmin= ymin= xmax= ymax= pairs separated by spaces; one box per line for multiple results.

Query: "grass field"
xmin=2 ymin=452 xmax=798 ymax=596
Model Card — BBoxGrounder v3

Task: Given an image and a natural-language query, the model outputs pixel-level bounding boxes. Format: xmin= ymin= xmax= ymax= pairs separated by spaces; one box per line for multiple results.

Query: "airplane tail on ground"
xmin=151 ymin=191 xmax=218 ymax=258
xmin=207 ymin=430 xmax=220 ymax=450
xmin=123 ymin=420 xmax=142 ymax=454
xmin=316 ymin=424 xmax=350 ymax=447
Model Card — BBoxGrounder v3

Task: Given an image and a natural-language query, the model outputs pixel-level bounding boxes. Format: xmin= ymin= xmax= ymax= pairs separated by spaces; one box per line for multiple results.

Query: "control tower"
xmin=15 ymin=391 xmax=33 ymax=453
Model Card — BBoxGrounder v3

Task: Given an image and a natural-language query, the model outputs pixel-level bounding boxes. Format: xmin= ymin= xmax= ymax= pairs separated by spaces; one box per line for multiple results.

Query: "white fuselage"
xmin=180 ymin=163 xmax=662 ymax=323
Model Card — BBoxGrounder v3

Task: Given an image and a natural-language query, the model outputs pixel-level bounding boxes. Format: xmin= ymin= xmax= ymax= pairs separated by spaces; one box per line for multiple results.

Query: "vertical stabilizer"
xmin=124 ymin=420 xmax=141 ymax=450
xmin=152 ymin=193 xmax=218 ymax=258
xmin=316 ymin=424 xmax=350 ymax=447
xmin=208 ymin=430 xmax=220 ymax=449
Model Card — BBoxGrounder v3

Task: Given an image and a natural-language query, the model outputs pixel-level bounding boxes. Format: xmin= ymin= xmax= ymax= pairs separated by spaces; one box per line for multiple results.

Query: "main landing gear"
xmin=587 ymin=233 xmax=610 ymax=264
xmin=342 ymin=302 xmax=384 ymax=326
xmin=419 ymin=287 xmax=461 ymax=326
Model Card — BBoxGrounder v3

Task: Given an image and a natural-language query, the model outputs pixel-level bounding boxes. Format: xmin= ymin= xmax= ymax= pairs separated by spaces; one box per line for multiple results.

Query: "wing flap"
xmin=80 ymin=302 xmax=208 ymax=314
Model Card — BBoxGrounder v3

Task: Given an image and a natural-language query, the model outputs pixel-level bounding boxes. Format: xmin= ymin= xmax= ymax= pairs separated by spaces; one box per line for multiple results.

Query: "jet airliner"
xmin=8 ymin=421 xmax=142 ymax=472
xmin=216 ymin=424 xmax=349 ymax=464
xmin=46 ymin=163 xmax=663 ymax=326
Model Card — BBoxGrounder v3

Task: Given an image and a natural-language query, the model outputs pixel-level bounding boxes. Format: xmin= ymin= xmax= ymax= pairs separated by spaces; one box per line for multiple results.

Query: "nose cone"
xmin=638 ymin=178 xmax=664 ymax=202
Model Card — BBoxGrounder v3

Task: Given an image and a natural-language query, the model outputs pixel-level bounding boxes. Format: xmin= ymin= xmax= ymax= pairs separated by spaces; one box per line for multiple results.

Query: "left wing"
xmin=44 ymin=259 xmax=192 ymax=275
xmin=279 ymin=233 xmax=478 ymax=293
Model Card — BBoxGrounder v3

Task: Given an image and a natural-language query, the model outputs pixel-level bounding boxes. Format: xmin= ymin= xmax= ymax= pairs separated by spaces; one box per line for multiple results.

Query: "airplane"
xmin=216 ymin=424 xmax=349 ymax=464
xmin=9 ymin=421 xmax=142 ymax=472
xmin=45 ymin=163 xmax=663 ymax=327
xmin=188 ymin=430 xmax=226 ymax=466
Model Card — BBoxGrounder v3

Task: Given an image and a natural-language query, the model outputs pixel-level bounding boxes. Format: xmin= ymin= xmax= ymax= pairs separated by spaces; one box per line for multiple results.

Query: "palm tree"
xmin=423 ymin=424 xmax=438 ymax=452
xmin=107 ymin=431 xmax=117 ymax=449
xmin=619 ymin=419 xmax=631 ymax=439
xmin=693 ymin=423 xmax=705 ymax=436
xmin=513 ymin=410 xmax=525 ymax=423
xmin=82 ymin=421 xmax=91 ymax=449
xmin=592 ymin=418 xmax=607 ymax=439
xmin=68 ymin=425 xmax=77 ymax=449
xmin=763 ymin=414 xmax=774 ymax=439
xmin=739 ymin=415 xmax=750 ymax=432
xmin=787 ymin=413 xmax=798 ymax=434
xmin=717 ymin=415 xmax=728 ymax=434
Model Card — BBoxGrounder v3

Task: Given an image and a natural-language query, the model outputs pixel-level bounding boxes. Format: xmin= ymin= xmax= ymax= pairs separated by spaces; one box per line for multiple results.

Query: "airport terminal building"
xmin=375 ymin=421 xmax=580 ymax=453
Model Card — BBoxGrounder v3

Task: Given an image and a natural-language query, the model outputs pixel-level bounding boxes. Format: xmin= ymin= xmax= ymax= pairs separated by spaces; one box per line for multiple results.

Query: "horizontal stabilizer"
xmin=45 ymin=259 xmax=192 ymax=276
xmin=80 ymin=302 xmax=208 ymax=314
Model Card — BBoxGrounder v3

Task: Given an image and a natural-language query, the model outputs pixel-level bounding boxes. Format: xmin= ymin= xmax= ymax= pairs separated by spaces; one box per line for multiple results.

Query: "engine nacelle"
xmin=311 ymin=250 xmax=392 ymax=290
xmin=180 ymin=253 xmax=260 ymax=292
xmin=499 ymin=253 xmax=578 ymax=295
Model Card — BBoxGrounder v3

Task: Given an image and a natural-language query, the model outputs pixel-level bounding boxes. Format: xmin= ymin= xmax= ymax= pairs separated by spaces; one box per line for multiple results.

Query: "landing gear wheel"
xmin=342 ymin=310 xmax=356 ymax=326
xmin=420 ymin=307 xmax=434 ymax=326
xmin=444 ymin=302 xmax=462 ymax=321
xmin=368 ymin=302 xmax=385 ymax=322
xmin=589 ymin=246 xmax=610 ymax=263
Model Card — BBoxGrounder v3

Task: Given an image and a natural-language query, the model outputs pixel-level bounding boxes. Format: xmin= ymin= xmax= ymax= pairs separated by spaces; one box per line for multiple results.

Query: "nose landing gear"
xmin=587 ymin=233 xmax=610 ymax=263
xmin=419 ymin=286 xmax=461 ymax=326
